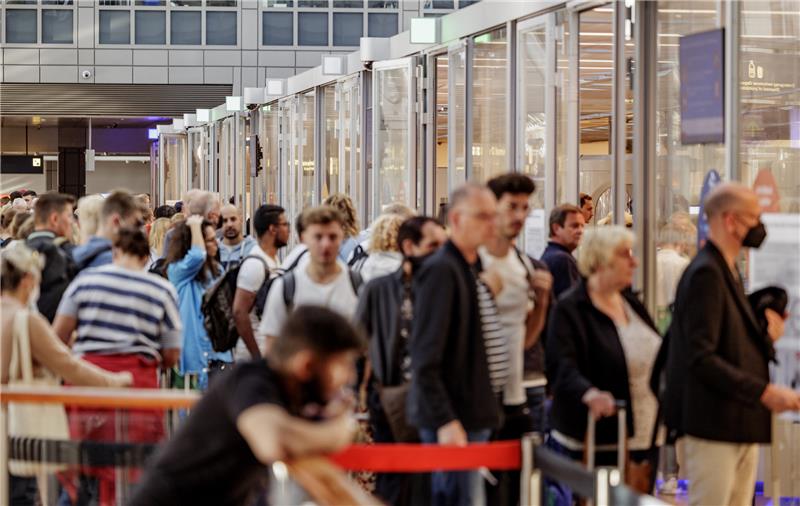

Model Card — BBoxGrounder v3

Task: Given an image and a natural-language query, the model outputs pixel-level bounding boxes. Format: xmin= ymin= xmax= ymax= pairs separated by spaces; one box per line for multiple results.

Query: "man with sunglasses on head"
xmin=72 ymin=190 xmax=145 ymax=272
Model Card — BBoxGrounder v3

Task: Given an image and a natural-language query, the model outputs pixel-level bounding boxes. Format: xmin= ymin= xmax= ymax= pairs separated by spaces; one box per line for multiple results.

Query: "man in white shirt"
xmin=217 ymin=204 xmax=256 ymax=270
xmin=480 ymin=174 xmax=553 ymax=504
xmin=259 ymin=206 xmax=361 ymax=345
xmin=232 ymin=204 xmax=289 ymax=361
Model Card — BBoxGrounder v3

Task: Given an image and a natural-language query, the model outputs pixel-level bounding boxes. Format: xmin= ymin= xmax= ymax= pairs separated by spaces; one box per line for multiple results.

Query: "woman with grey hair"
xmin=545 ymin=226 xmax=662 ymax=495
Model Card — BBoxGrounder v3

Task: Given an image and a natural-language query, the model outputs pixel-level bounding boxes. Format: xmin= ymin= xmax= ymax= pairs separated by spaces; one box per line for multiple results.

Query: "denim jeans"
xmin=419 ymin=427 xmax=492 ymax=506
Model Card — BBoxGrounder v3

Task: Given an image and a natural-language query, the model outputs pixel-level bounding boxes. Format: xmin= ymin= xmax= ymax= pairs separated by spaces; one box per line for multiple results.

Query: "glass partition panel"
xmin=471 ymin=26 xmax=508 ymax=183
xmin=519 ymin=21 xmax=548 ymax=209
xmin=261 ymin=104 xmax=281 ymax=204
xmin=373 ymin=60 xmax=413 ymax=219
xmin=556 ymin=14 xmax=571 ymax=206
xmin=339 ymin=77 xmax=364 ymax=220
xmin=433 ymin=53 xmax=449 ymax=215
xmin=162 ymin=134 xmax=187 ymax=203
xmin=219 ymin=117 xmax=237 ymax=205
xmin=300 ymin=91 xmax=317 ymax=210
xmin=654 ymin=1 xmax=726 ymax=329
xmin=322 ymin=84 xmax=340 ymax=199
xmin=448 ymin=46 xmax=467 ymax=191
xmin=188 ymin=128 xmax=206 ymax=190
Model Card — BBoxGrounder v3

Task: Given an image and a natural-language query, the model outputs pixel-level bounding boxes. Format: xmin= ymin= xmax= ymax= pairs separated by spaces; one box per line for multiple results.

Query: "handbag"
xmin=7 ymin=310 xmax=71 ymax=477
xmin=378 ymin=383 xmax=420 ymax=443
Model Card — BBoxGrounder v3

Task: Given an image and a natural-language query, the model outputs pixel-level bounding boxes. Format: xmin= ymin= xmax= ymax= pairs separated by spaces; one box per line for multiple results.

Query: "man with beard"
xmin=233 ymin=205 xmax=289 ymax=361
xmin=356 ymin=215 xmax=447 ymax=506
xmin=218 ymin=204 xmax=256 ymax=270
xmin=130 ymin=305 xmax=363 ymax=506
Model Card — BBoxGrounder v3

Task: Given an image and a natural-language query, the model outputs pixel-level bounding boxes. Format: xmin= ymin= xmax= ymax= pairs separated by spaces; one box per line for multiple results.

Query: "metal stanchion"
xmin=594 ymin=468 xmax=610 ymax=506
xmin=520 ymin=433 xmax=534 ymax=505
xmin=529 ymin=469 xmax=542 ymax=506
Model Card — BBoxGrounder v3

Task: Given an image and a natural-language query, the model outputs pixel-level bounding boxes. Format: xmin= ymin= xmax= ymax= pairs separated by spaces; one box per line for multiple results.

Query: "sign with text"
xmin=680 ymin=28 xmax=725 ymax=144
xmin=1 ymin=155 xmax=44 ymax=174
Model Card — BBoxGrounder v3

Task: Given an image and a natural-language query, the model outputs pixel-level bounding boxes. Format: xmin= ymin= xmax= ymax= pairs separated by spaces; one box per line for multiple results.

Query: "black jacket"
xmin=546 ymin=278 xmax=659 ymax=445
xmin=26 ymin=231 xmax=76 ymax=323
xmin=661 ymin=241 xmax=771 ymax=443
xmin=407 ymin=240 xmax=501 ymax=431
xmin=356 ymin=268 xmax=407 ymax=387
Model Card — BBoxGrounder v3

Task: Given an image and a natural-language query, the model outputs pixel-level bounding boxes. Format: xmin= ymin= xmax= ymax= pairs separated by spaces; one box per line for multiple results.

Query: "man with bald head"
xmin=408 ymin=183 xmax=509 ymax=506
xmin=218 ymin=204 xmax=256 ymax=270
xmin=662 ymin=183 xmax=798 ymax=506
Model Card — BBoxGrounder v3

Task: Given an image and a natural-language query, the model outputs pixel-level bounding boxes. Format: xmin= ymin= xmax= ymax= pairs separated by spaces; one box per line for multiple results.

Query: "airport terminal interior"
xmin=1 ymin=0 xmax=799 ymax=504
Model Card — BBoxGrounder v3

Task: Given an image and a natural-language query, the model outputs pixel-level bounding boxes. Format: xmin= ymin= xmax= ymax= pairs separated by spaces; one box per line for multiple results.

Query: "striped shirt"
xmin=57 ymin=264 xmax=182 ymax=359
xmin=475 ymin=275 xmax=510 ymax=394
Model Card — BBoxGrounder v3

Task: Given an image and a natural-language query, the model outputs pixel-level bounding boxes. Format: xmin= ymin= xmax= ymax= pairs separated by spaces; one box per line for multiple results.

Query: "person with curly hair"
xmin=357 ymin=213 xmax=404 ymax=282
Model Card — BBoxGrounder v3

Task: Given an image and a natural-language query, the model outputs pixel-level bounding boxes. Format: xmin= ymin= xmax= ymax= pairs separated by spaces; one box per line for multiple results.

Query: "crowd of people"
xmin=1 ymin=177 xmax=798 ymax=506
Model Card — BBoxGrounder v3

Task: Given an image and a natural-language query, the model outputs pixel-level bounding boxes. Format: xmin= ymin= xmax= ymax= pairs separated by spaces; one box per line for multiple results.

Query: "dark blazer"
xmin=546 ymin=278 xmax=659 ymax=445
xmin=662 ymin=241 xmax=771 ymax=443
xmin=407 ymin=240 xmax=501 ymax=431
xmin=540 ymin=242 xmax=581 ymax=298
xmin=355 ymin=268 xmax=406 ymax=387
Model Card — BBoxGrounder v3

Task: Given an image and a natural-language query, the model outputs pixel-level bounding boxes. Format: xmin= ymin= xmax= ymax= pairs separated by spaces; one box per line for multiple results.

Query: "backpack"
xmin=201 ymin=255 xmax=269 ymax=353
xmin=280 ymin=268 xmax=363 ymax=312
xmin=26 ymin=235 xmax=77 ymax=322
xmin=347 ymin=244 xmax=369 ymax=272
xmin=251 ymin=248 xmax=307 ymax=318
xmin=148 ymin=258 xmax=168 ymax=278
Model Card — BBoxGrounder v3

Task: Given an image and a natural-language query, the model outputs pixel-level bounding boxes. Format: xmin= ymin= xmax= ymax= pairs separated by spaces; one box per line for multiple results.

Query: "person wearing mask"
xmin=357 ymin=213 xmax=404 ymax=282
xmin=662 ymin=183 xmax=799 ymax=506
xmin=541 ymin=204 xmax=585 ymax=298
xmin=52 ymin=227 xmax=181 ymax=505
xmin=130 ymin=306 xmax=363 ymax=506
xmin=579 ymin=193 xmax=594 ymax=224
xmin=409 ymin=184 xmax=508 ymax=506
xmin=26 ymin=192 xmax=76 ymax=322
xmin=1 ymin=243 xmax=133 ymax=505
xmin=218 ymin=204 xmax=256 ymax=270
xmin=481 ymin=174 xmax=553 ymax=505
xmin=323 ymin=193 xmax=361 ymax=262
xmin=356 ymin=215 xmax=446 ymax=506
xmin=72 ymin=191 xmax=144 ymax=271
xmin=259 ymin=206 xmax=362 ymax=346
xmin=163 ymin=216 xmax=231 ymax=388
xmin=546 ymin=226 xmax=661 ymax=498
xmin=232 ymin=205 xmax=289 ymax=361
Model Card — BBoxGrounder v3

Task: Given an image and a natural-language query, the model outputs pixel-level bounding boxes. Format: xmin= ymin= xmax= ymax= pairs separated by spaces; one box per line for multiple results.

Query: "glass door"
xmin=279 ymin=97 xmax=299 ymax=226
xmin=448 ymin=43 xmax=468 ymax=192
xmin=427 ymin=51 xmax=449 ymax=218
xmin=372 ymin=57 xmax=417 ymax=220
xmin=338 ymin=75 xmax=364 ymax=221
xmin=299 ymin=90 xmax=317 ymax=210
xmin=187 ymin=127 xmax=206 ymax=191
xmin=259 ymin=103 xmax=280 ymax=205
xmin=159 ymin=133 xmax=188 ymax=204
xmin=322 ymin=83 xmax=339 ymax=200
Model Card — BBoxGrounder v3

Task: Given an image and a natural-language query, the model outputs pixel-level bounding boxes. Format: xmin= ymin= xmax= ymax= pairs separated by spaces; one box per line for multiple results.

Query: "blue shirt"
xmin=167 ymin=246 xmax=232 ymax=388
xmin=217 ymin=236 xmax=257 ymax=271
xmin=540 ymin=241 xmax=581 ymax=298
xmin=72 ymin=236 xmax=113 ymax=271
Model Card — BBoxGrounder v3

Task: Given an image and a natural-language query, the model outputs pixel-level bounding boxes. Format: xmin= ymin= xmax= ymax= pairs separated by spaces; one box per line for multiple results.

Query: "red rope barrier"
xmin=329 ymin=441 xmax=522 ymax=472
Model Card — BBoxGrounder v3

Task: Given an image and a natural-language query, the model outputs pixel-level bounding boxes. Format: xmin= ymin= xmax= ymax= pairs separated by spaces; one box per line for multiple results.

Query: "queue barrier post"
xmin=0 ymin=403 xmax=8 ymax=505
xmin=520 ymin=432 xmax=542 ymax=506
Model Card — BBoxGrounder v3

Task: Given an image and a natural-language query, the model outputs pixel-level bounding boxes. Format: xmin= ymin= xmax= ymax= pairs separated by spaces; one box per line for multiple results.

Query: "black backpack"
xmin=148 ymin=258 xmax=168 ymax=278
xmin=201 ymin=255 xmax=269 ymax=353
xmin=251 ymin=249 xmax=308 ymax=317
xmin=279 ymin=268 xmax=363 ymax=312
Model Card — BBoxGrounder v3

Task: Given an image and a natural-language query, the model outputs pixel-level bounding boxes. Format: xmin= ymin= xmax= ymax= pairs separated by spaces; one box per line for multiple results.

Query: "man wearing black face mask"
xmin=355 ymin=216 xmax=446 ymax=506
xmin=661 ymin=183 xmax=799 ymax=506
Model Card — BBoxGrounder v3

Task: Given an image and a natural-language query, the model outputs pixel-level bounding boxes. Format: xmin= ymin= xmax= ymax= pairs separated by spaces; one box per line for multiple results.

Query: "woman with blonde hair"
xmin=0 ymin=243 xmax=132 ymax=503
xmin=357 ymin=213 xmax=404 ymax=282
xmin=75 ymin=194 xmax=105 ymax=244
xmin=149 ymin=217 xmax=171 ymax=264
xmin=546 ymin=226 xmax=662 ymax=495
xmin=322 ymin=193 xmax=360 ymax=261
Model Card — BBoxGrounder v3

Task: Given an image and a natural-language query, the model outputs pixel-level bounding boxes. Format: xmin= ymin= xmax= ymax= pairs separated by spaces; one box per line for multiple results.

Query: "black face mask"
xmin=741 ymin=221 xmax=767 ymax=249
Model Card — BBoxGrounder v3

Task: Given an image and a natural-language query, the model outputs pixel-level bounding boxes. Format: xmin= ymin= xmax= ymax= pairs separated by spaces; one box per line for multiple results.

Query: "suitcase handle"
xmin=585 ymin=399 xmax=627 ymax=476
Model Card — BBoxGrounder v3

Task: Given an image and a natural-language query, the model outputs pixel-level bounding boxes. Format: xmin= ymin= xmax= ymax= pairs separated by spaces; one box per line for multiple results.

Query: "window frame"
xmin=1 ymin=3 xmax=77 ymax=47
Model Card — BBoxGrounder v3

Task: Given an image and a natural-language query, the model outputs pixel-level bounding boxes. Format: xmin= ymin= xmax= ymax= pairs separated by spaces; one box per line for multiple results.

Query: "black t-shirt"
xmin=130 ymin=360 xmax=290 ymax=506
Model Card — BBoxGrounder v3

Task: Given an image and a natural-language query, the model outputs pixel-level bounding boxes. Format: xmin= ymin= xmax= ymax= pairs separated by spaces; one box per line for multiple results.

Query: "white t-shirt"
xmin=280 ymin=244 xmax=309 ymax=270
xmin=235 ymin=246 xmax=279 ymax=360
xmin=258 ymin=264 xmax=359 ymax=340
xmin=479 ymin=247 xmax=533 ymax=406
